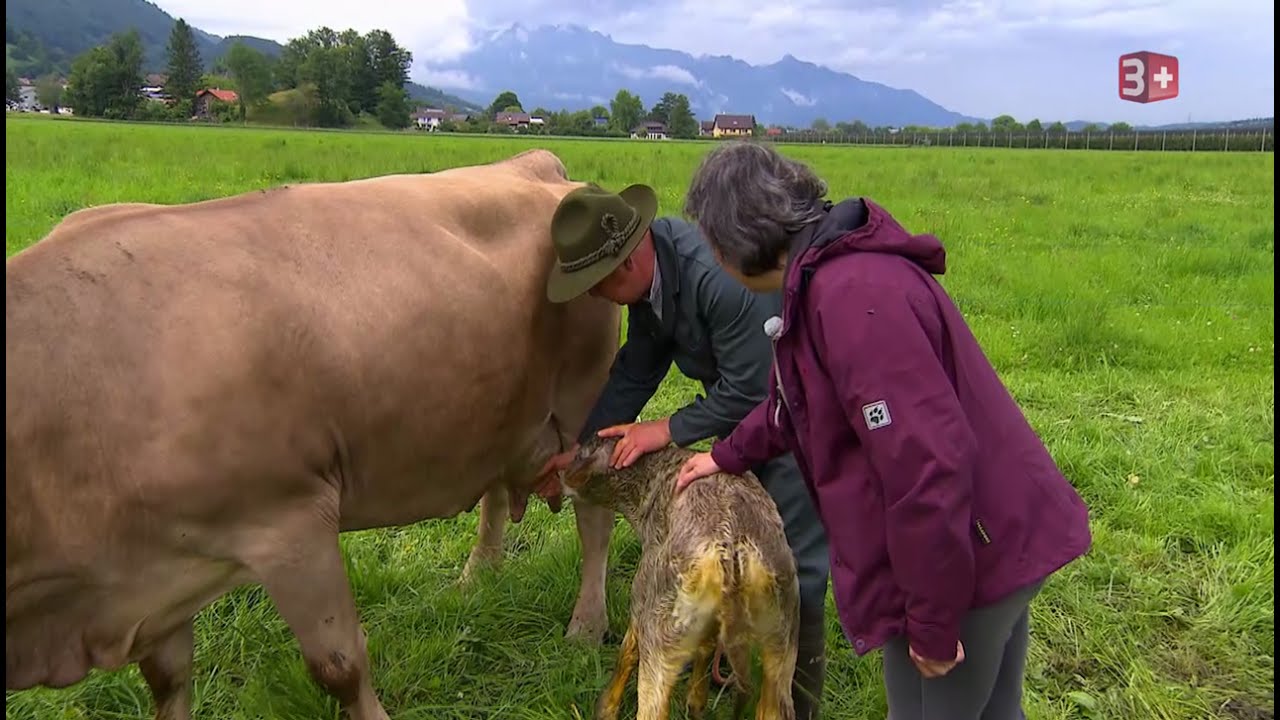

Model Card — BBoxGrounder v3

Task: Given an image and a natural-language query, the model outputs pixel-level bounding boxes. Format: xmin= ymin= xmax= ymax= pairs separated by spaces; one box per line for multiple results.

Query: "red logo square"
xmin=1119 ymin=51 xmax=1179 ymax=103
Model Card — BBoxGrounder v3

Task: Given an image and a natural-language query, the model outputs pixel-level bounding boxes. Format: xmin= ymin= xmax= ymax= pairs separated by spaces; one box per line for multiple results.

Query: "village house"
xmin=141 ymin=73 xmax=169 ymax=102
xmin=17 ymin=78 xmax=39 ymax=110
xmin=494 ymin=111 xmax=532 ymax=130
xmin=711 ymin=113 xmax=756 ymax=138
xmin=10 ymin=76 xmax=71 ymax=113
xmin=631 ymin=121 xmax=668 ymax=140
xmin=193 ymin=88 xmax=239 ymax=119
xmin=699 ymin=120 xmax=714 ymax=136
xmin=412 ymin=107 xmax=448 ymax=131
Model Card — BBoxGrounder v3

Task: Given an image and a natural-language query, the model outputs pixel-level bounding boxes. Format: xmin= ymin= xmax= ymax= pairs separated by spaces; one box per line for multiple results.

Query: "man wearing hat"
xmin=537 ymin=182 xmax=830 ymax=719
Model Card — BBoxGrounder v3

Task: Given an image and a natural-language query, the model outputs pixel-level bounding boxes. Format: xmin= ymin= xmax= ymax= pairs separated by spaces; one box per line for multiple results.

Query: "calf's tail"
xmin=714 ymin=541 xmax=799 ymax=720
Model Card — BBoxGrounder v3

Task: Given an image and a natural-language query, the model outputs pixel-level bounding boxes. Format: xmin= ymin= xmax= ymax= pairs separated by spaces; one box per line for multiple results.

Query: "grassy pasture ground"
xmin=4 ymin=116 xmax=1274 ymax=720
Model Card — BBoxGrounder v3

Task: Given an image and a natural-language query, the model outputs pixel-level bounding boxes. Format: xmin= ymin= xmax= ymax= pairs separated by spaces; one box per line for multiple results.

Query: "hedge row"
xmin=765 ymin=130 xmax=1274 ymax=152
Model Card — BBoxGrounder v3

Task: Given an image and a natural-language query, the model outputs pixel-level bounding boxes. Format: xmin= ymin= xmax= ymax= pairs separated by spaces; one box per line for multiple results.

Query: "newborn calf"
xmin=561 ymin=436 xmax=800 ymax=720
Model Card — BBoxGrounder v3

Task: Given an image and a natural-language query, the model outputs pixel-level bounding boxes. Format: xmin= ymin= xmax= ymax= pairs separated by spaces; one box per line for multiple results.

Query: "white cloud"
xmin=780 ymin=88 xmax=816 ymax=106
xmin=416 ymin=69 xmax=482 ymax=90
xmin=649 ymin=65 xmax=701 ymax=86
xmin=612 ymin=62 xmax=702 ymax=87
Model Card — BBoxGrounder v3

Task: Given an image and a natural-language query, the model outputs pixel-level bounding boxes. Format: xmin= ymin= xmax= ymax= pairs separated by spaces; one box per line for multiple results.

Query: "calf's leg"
xmin=685 ymin=633 xmax=718 ymax=719
xmin=566 ymin=500 xmax=613 ymax=644
xmin=758 ymin=640 xmax=799 ymax=720
xmin=594 ymin=624 xmax=640 ymax=720
xmin=251 ymin=524 xmax=389 ymax=720
xmin=635 ymin=640 xmax=689 ymax=720
xmin=139 ymin=619 xmax=194 ymax=720
xmin=720 ymin=637 xmax=756 ymax=720
xmin=461 ymin=487 xmax=509 ymax=584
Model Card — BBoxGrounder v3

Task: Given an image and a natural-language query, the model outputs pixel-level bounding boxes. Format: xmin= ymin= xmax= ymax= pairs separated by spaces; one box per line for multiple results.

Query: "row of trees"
xmin=450 ymin=88 xmax=699 ymax=138
xmin=269 ymin=27 xmax=413 ymax=127
xmin=39 ymin=22 xmax=417 ymax=129
xmin=455 ymin=94 xmax=1136 ymax=140
xmin=803 ymin=115 xmax=1134 ymax=135
xmin=771 ymin=127 xmax=1273 ymax=152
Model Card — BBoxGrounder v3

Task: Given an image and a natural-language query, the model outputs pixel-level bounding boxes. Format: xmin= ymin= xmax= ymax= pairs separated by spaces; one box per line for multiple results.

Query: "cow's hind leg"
xmin=566 ymin=500 xmax=613 ymax=644
xmin=253 ymin=528 xmax=388 ymax=720
xmin=461 ymin=487 xmax=509 ymax=584
xmin=139 ymin=619 xmax=194 ymax=720
xmin=552 ymin=296 xmax=621 ymax=646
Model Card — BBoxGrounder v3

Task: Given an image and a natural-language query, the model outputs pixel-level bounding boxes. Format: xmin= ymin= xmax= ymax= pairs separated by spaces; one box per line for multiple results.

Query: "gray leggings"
xmin=882 ymin=579 xmax=1045 ymax=720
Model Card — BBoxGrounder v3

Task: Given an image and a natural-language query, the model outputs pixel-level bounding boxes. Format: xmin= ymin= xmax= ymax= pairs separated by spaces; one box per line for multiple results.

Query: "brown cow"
xmin=5 ymin=149 xmax=621 ymax=720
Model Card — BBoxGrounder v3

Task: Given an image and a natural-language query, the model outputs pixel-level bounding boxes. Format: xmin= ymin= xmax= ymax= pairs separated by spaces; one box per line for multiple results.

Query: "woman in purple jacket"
xmin=675 ymin=141 xmax=1092 ymax=720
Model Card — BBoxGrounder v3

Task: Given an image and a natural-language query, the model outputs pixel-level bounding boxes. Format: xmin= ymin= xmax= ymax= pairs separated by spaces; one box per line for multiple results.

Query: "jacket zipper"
xmin=975 ymin=519 xmax=992 ymax=545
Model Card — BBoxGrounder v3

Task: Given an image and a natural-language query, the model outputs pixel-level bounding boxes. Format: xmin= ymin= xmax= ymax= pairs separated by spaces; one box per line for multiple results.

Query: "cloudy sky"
xmin=159 ymin=0 xmax=1273 ymax=124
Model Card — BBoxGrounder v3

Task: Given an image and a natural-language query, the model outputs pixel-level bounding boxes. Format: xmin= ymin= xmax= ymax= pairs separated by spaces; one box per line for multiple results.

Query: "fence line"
xmin=763 ymin=129 xmax=1274 ymax=152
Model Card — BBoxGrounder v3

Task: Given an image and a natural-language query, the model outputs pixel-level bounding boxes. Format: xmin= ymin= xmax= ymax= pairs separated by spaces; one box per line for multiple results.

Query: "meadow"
xmin=4 ymin=115 xmax=1275 ymax=720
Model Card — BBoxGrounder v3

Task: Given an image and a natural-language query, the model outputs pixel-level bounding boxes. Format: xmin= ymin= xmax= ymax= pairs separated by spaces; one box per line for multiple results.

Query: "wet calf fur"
xmin=562 ymin=438 xmax=800 ymax=720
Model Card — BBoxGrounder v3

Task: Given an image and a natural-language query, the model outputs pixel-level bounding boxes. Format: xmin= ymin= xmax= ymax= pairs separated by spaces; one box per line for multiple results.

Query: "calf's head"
xmin=559 ymin=436 xmax=621 ymax=507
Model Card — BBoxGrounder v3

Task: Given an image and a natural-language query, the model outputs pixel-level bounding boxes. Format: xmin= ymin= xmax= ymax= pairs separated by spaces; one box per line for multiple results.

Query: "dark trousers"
xmin=882 ymin=579 xmax=1045 ymax=720
xmin=753 ymin=455 xmax=830 ymax=720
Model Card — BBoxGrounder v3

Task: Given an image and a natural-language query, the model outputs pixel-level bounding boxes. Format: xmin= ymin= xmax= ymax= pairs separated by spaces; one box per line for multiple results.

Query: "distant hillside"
xmin=4 ymin=0 xmax=481 ymax=111
xmin=1137 ymin=117 xmax=1274 ymax=131
xmin=1061 ymin=117 xmax=1274 ymax=132
xmin=7 ymin=0 xmax=249 ymax=73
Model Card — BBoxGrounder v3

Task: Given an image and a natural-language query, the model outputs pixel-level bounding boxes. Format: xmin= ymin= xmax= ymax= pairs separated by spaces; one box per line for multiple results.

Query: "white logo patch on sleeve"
xmin=861 ymin=400 xmax=892 ymax=430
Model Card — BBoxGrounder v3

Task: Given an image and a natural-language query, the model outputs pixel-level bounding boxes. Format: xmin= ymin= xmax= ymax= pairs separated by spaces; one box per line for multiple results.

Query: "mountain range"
xmin=421 ymin=23 xmax=983 ymax=128
xmin=6 ymin=0 xmax=1273 ymax=130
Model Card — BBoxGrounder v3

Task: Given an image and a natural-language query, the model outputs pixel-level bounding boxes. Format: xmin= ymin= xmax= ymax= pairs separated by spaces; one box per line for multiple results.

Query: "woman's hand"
xmin=909 ymin=641 xmax=966 ymax=679
xmin=676 ymin=452 xmax=722 ymax=492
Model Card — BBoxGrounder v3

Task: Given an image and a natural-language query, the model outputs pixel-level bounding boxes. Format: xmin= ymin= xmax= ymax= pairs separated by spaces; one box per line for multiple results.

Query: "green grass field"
xmin=5 ymin=115 xmax=1275 ymax=720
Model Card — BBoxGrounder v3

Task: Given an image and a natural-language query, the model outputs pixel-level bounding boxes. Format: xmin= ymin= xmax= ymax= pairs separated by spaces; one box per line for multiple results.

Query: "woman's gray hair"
xmin=683 ymin=141 xmax=829 ymax=277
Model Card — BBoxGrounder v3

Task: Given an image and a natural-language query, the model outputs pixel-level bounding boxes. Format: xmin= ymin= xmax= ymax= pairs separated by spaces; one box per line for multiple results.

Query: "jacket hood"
xmin=788 ymin=198 xmax=947 ymax=279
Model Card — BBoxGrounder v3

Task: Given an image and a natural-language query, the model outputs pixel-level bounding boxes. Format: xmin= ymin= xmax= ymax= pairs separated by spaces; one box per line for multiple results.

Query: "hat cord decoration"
xmin=561 ymin=211 xmax=641 ymax=273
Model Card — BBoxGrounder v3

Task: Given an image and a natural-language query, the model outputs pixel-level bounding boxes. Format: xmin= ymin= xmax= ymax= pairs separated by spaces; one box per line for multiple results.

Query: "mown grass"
xmin=5 ymin=115 xmax=1275 ymax=720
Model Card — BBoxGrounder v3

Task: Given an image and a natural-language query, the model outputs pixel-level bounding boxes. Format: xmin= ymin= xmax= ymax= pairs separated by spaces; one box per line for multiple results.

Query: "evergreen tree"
xmin=165 ymin=19 xmax=202 ymax=116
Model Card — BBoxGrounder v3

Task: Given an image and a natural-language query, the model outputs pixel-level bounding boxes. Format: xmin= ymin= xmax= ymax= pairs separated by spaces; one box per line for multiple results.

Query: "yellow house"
xmin=712 ymin=114 xmax=756 ymax=137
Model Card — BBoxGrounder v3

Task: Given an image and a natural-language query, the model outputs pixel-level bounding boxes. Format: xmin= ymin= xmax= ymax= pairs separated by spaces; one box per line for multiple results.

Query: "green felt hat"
xmin=546 ymin=183 xmax=658 ymax=303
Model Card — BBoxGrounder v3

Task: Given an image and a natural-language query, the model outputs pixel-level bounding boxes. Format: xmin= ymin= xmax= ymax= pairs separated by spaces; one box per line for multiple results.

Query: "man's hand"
xmin=597 ymin=418 xmax=672 ymax=469
xmin=531 ymin=445 xmax=579 ymax=512
xmin=909 ymin=641 xmax=966 ymax=679
xmin=675 ymin=452 xmax=721 ymax=492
